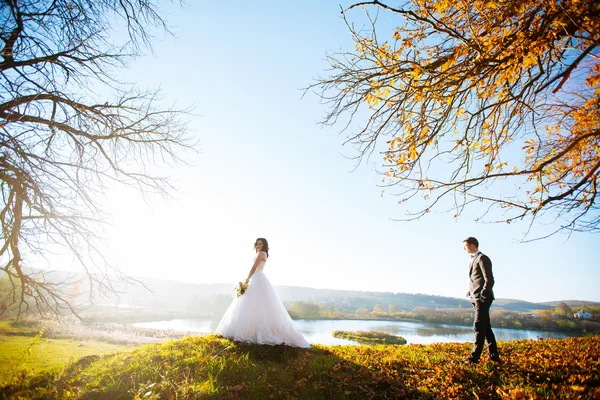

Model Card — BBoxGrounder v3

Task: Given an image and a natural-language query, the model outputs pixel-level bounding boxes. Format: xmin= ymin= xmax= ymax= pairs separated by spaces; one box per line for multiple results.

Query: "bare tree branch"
xmin=0 ymin=0 xmax=195 ymax=319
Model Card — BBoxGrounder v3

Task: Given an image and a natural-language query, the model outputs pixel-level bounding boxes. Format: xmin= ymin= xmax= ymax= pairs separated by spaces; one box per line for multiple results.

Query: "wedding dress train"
xmin=215 ymin=258 xmax=310 ymax=348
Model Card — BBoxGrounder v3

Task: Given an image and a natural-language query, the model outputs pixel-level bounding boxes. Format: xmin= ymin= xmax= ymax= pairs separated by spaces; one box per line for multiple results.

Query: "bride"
xmin=215 ymin=238 xmax=310 ymax=348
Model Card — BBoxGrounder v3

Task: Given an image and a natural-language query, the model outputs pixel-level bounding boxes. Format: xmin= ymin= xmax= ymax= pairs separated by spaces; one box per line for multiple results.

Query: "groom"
xmin=463 ymin=237 xmax=501 ymax=364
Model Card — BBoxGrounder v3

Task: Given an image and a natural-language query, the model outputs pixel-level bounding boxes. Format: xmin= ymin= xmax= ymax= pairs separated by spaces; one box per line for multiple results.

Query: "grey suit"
xmin=467 ymin=251 xmax=499 ymax=362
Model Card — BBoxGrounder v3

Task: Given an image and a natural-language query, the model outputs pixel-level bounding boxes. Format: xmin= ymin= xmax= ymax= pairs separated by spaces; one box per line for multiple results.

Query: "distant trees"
xmin=490 ymin=309 xmax=523 ymax=328
xmin=356 ymin=307 xmax=371 ymax=317
xmin=557 ymin=302 xmax=574 ymax=317
xmin=313 ymin=0 xmax=600 ymax=238
xmin=388 ymin=304 xmax=400 ymax=313
xmin=1 ymin=0 xmax=193 ymax=319
xmin=373 ymin=304 xmax=386 ymax=313
xmin=288 ymin=301 xmax=324 ymax=319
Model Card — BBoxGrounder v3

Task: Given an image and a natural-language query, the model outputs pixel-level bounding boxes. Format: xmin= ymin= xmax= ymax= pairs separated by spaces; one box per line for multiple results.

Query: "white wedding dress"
xmin=215 ymin=256 xmax=310 ymax=348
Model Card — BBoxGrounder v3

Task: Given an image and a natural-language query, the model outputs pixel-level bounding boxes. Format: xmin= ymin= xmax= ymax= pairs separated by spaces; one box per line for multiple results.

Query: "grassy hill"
xmin=0 ymin=321 xmax=131 ymax=387
xmin=1 ymin=334 xmax=598 ymax=399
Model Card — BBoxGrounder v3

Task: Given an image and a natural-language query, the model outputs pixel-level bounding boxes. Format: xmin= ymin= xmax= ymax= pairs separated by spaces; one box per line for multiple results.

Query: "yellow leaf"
xmin=410 ymin=68 xmax=421 ymax=80
xmin=586 ymin=73 xmax=600 ymax=87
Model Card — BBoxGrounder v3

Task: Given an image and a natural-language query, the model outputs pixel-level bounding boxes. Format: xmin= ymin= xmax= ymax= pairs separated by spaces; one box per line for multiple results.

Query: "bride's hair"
xmin=255 ymin=238 xmax=269 ymax=257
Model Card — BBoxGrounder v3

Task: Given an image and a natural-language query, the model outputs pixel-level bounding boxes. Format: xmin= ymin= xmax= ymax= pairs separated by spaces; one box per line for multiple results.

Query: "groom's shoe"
xmin=463 ymin=356 xmax=479 ymax=365
xmin=489 ymin=354 xmax=501 ymax=363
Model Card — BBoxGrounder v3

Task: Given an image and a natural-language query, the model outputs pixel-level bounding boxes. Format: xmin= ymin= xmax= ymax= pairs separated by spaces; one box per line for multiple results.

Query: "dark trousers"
xmin=471 ymin=298 xmax=498 ymax=360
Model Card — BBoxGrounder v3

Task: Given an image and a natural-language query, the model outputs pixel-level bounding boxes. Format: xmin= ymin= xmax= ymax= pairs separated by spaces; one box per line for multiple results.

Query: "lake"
xmin=132 ymin=318 xmax=572 ymax=346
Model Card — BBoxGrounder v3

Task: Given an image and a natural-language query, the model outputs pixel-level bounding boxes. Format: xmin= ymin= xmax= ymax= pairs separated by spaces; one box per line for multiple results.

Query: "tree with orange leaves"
xmin=313 ymin=0 xmax=600 ymax=238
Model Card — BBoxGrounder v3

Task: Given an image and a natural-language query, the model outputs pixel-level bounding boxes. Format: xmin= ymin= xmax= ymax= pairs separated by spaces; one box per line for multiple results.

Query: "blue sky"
xmin=81 ymin=1 xmax=600 ymax=303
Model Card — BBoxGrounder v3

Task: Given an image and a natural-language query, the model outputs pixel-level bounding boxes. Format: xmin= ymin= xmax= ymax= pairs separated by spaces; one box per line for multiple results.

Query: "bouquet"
xmin=236 ymin=280 xmax=249 ymax=297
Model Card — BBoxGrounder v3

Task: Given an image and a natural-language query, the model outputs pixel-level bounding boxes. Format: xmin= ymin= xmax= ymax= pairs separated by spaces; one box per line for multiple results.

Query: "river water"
xmin=132 ymin=318 xmax=571 ymax=345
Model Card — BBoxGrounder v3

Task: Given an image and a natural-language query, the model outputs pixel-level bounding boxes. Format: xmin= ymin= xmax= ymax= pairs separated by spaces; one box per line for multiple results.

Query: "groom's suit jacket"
xmin=468 ymin=252 xmax=495 ymax=302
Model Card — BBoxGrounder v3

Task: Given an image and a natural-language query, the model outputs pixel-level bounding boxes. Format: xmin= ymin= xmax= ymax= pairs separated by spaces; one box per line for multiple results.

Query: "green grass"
xmin=332 ymin=330 xmax=407 ymax=345
xmin=0 ymin=321 xmax=131 ymax=386
xmin=1 ymin=334 xmax=599 ymax=399
xmin=0 ymin=320 xmax=37 ymax=334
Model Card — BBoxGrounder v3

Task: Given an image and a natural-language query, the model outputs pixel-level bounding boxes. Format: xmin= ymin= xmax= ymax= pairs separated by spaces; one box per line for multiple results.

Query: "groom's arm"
xmin=479 ymin=255 xmax=494 ymax=298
